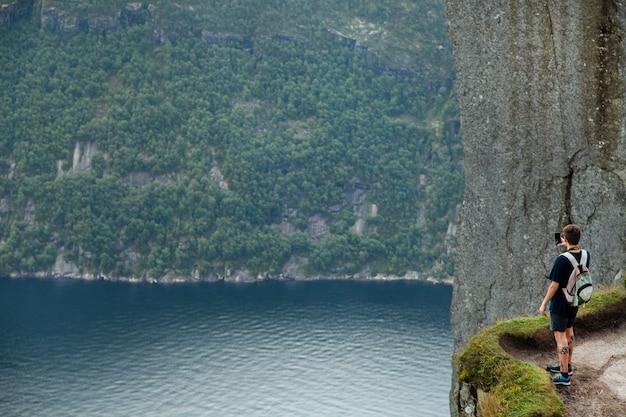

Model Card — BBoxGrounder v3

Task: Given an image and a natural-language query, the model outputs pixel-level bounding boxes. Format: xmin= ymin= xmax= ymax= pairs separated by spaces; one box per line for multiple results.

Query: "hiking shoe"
xmin=546 ymin=364 xmax=573 ymax=375
xmin=552 ymin=373 xmax=571 ymax=386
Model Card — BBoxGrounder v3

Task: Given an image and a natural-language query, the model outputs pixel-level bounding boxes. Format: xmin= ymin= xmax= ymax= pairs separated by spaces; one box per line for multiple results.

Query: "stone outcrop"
xmin=0 ymin=0 xmax=31 ymax=32
xmin=37 ymin=1 xmax=152 ymax=35
xmin=443 ymin=1 xmax=626 ymax=415
xmin=0 ymin=1 xmax=153 ymax=34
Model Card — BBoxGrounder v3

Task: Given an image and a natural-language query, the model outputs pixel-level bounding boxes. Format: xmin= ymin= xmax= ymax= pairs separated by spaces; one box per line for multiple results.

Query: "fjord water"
xmin=0 ymin=278 xmax=452 ymax=417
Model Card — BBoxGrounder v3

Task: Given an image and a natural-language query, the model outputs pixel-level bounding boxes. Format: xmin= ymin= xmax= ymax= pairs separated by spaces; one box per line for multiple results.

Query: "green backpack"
xmin=561 ymin=250 xmax=592 ymax=307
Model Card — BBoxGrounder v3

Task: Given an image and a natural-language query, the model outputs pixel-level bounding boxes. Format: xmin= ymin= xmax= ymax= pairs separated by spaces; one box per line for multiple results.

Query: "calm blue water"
xmin=0 ymin=278 xmax=452 ymax=417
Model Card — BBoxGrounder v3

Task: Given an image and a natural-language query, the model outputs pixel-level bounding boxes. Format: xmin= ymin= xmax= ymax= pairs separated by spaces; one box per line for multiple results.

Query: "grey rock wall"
xmin=443 ymin=1 xmax=626 ymax=415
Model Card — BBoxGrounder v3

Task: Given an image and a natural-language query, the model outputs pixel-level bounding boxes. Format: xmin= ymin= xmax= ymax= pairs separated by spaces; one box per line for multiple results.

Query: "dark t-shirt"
xmin=548 ymin=250 xmax=590 ymax=316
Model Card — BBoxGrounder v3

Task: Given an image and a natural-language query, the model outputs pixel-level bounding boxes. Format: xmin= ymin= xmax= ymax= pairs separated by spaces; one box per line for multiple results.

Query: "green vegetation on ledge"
xmin=457 ymin=283 xmax=626 ymax=417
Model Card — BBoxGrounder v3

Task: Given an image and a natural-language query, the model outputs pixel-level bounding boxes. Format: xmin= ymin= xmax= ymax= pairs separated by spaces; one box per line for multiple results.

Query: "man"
xmin=539 ymin=224 xmax=589 ymax=386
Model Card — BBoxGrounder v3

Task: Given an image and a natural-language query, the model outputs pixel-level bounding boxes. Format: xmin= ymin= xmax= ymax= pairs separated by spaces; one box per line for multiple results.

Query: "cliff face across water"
xmin=443 ymin=1 xmax=626 ymax=415
xmin=1 ymin=0 xmax=460 ymax=283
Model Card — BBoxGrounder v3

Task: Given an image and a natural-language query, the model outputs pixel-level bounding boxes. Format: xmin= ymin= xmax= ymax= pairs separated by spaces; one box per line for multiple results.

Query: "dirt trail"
xmin=501 ymin=302 xmax=626 ymax=417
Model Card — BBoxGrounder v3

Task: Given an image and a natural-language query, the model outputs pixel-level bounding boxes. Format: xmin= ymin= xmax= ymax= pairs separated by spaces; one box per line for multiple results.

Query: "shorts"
xmin=550 ymin=312 xmax=576 ymax=332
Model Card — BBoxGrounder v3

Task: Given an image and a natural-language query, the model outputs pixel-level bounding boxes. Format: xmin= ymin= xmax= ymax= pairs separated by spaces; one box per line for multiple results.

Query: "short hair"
xmin=562 ymin=224 xmax=581 ymax=245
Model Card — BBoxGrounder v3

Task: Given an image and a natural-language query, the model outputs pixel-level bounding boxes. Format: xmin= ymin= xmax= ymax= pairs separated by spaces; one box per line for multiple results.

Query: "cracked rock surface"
xmin=443 ymin=1 xmax=626 ymax=414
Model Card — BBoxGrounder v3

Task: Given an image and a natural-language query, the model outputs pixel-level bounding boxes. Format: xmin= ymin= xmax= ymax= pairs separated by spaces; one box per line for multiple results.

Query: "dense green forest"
xmin=0 ymin=1 xmax=462 ymax=281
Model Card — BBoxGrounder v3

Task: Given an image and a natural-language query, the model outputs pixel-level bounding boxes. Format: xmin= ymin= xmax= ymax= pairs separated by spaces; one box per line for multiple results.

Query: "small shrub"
xmin=477 ymin=389 xmax=502 ymax=417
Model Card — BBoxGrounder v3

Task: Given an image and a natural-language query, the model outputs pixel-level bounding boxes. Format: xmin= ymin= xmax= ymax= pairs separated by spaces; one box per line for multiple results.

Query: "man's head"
xmin=562 ymin=224 xmax=581 ymax=245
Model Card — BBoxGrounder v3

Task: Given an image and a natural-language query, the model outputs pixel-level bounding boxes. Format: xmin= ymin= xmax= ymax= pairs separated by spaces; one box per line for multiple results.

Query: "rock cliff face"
xmin=444 ymin=1 xmax=626 ymax=415
xmin=1 ymin=1 xmax=152 ymax=35
xmin=0 ymin=0 xmax=31 ymax=32
xmin=38 ymin=1 xmax=151 ymax=35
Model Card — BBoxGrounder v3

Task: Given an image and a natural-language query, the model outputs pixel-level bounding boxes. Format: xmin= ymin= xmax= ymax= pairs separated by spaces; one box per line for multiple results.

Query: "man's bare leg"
xmin=554 ymin=331 xmax=570 ymax=374
xmin=565 ymin=327 xmax=574 ymax=371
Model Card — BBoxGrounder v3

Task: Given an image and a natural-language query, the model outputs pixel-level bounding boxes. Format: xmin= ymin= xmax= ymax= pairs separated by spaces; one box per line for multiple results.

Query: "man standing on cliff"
xmin=539 ymin=224 xmax=589 ymax=386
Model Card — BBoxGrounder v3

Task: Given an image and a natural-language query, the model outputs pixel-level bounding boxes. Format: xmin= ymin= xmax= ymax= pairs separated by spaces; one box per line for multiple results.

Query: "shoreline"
xmin=3 ymin=271 xmax=453 ymax=286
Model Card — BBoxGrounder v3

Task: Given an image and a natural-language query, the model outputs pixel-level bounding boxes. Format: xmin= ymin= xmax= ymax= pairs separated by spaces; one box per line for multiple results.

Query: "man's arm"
xmin=539 ymin=281 xmax=560 ymax=316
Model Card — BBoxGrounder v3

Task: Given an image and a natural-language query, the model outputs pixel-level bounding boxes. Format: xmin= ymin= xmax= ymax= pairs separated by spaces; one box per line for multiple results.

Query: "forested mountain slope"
xmin=0 ymin=0 xmax=461 ymax=282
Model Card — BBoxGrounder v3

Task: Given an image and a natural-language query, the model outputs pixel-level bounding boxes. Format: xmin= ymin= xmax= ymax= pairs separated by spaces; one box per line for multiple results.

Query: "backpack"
xmin=560 ymin=250 xmax=593 ymax=307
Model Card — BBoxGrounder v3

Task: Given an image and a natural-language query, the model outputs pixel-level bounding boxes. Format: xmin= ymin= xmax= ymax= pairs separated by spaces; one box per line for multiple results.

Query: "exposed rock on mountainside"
xmin=444 ymin=0 xmax=626 ymax=415
xmin=0 ymin=0 xmax=31 ymax=31
xmin=38 ymin=1 xmax=151 ymax=35
xmin=0 ymin=1 xmax=153 ymax=35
